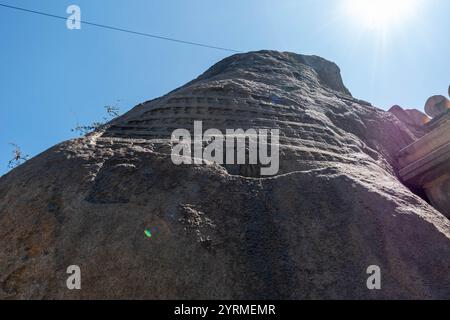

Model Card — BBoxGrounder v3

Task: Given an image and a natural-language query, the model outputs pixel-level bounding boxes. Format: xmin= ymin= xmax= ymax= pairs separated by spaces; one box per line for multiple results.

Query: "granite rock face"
xmin=388 ymin=105 xmax=429 ymax=137
xmin=1 ymin=50 xmax=450 ymax=299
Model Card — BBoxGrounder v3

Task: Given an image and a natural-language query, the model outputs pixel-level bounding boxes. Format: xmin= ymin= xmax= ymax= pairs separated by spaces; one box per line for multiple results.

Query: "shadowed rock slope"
xmin=1 ymin=50 xmax=450 ymax=299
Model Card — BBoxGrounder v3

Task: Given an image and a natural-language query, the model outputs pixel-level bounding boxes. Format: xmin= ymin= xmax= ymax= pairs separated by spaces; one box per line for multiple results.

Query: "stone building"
xmin=397 ymin=92 xmax=450 ymax=217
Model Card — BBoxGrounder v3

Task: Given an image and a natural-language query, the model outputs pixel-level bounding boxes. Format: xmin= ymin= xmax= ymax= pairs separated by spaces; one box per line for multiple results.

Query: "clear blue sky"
xmin=1 ymin=0 xmax=449 ymax=175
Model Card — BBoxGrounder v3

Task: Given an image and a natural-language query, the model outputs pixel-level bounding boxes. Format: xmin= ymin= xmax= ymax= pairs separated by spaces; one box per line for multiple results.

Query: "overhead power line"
xmin=0 ymin=3 xmax=241 ymax=53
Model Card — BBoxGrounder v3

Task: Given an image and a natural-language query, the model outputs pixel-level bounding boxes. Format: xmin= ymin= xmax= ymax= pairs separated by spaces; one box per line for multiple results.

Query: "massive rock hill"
xmin=1 ymin=51 xmax=450 ymax=299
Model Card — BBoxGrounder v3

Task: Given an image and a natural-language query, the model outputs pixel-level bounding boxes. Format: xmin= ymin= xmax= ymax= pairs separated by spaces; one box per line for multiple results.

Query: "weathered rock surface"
xmin=388 ymin=105 xmax=429 ymax=137
xmin=425 ymin=95 xmax=450 ymax=119
xmin=1 ymin=50 xmax=450 ymax=299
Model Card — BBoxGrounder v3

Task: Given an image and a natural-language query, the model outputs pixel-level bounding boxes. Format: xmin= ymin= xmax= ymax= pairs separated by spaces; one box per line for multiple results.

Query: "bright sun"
xmin=344 ymin=0 xmax=420 ymax=30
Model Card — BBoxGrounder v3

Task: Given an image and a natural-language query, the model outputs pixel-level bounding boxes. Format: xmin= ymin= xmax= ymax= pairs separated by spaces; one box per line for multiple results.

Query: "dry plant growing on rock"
xmin=7 ymin=143 xmax=29 ymax=169
xmin=72 ymin=104 xmax=121 ymax=136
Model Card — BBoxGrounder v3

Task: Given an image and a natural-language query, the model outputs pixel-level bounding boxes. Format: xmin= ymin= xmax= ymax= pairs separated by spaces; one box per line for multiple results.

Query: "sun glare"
xmin=344 ymin=0 xmax=420 ymax=30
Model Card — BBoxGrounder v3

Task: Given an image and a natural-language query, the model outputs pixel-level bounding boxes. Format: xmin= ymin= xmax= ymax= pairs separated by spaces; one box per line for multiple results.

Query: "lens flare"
xmin=144 ymin=229 xmax=152 ymax=238
xmin=344 ymin=0 xmax=420 ymax=30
